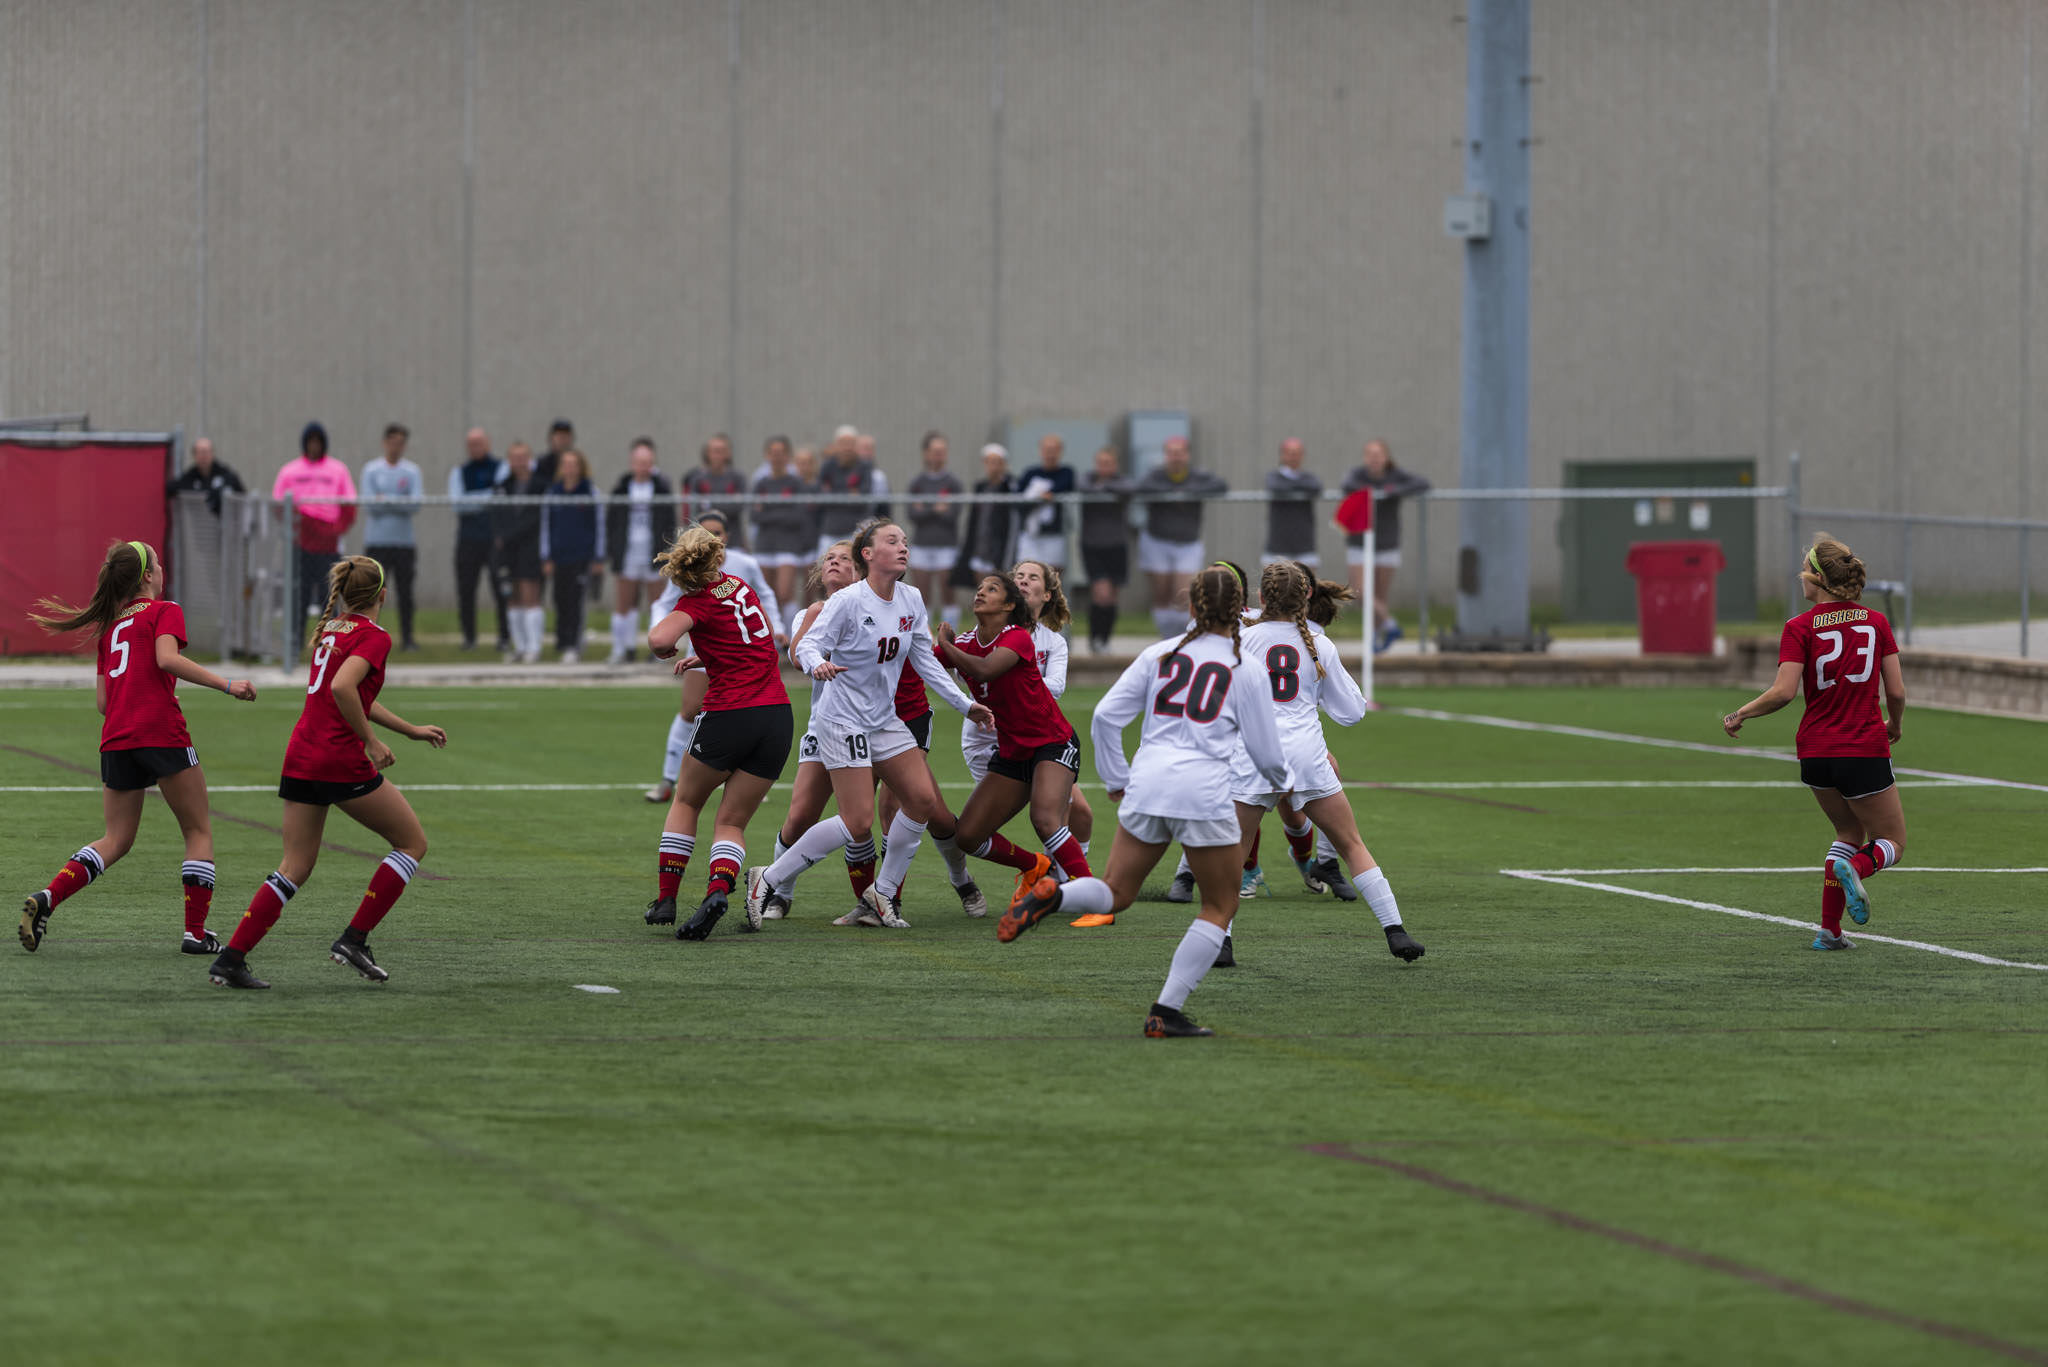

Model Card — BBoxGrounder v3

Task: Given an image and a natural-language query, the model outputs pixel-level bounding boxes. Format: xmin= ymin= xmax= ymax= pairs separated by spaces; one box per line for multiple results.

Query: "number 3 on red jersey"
xmin=1812 ymin=625 xmax=1877 ymax=690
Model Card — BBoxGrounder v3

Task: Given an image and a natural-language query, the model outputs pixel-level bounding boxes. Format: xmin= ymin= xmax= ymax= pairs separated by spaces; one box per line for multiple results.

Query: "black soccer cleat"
xmin=180 ymin=929 xmax=223 ymax=956
xmin=1385 ymin=925 xmax=1426 ymax=962
xmin=330 ymin=936 xmax=390 ymax=982
xmin=1143 ymin=1003 xmax=1215 ymax=1038
xmin=677 ymin=890 xmax=728 ymax=941
xmin=1316 ymin=859 xmax=1357 ymax=901
xmin=643 ymin=896 xmax=677 ymax=926
xmin=207 ymin=952 xmax=270 ymax=990
xmin=1212 ymin=933 xmax=1236 ymax=968
xmin=19 ymin=891 xmax=52 ymax=953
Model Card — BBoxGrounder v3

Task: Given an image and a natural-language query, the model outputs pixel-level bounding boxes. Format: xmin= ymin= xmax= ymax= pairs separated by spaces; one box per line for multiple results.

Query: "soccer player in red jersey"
xmin=934 ymin=574 xmax=1091 ymax=901
xmin=1724 ymin=534 xmax=1906 ymax=950
xmin=644 ymin=526 xmax=794 ymax=939
xmin=19 ymin=541 xmax=256 ymax=954
xmin=207 ymin=557 xmax=447 ymax=989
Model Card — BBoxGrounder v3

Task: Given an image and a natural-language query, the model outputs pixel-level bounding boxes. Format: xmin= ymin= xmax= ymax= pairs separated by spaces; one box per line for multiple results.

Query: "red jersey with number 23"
xmin=284 ymin=614 xmax=392 ymax=783
xmin=98 ymin=598 xmax=192 ymax=751
xmin=668 ymin=574 xmax=789 ymax=712
xmin=952 ymin=624 xmax=1072 ymax=758
xmin=1778 ymin=601 xmax=1898 ymax=758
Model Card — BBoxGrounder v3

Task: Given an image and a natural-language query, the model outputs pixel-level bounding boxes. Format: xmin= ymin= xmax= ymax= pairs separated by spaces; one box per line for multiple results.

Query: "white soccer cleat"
xmin=954 ymin=880 xmax=989 ymax=918
xmin=744 ymin=866 xmax=770 ymax=928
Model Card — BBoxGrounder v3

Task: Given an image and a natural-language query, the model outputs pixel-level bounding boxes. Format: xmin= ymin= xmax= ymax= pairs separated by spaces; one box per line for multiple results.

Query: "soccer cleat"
xmin=1069 ymin=912 xmax=1117 ymax=928
xmin=677 ymin=891 xmax=728 ymax=941
xmin=1240 ymin=866 xmax=1268 ymax=899
xmin=1810 ymin=930 xmax=1855 ymax=951
xmin=1295 ymin=857 xmax=1328 ymax=895
xmin=739 ymin=871 xmax=765 ymax=933
xmin=1212 ymin=933 xmax=1236 ymax=968
xmin=1143 ymin=1003 xmax=1214 ymax=1038
xmin=644 ymin=780 xmax=675 ymax=804
xmin=1012 ymin=853 xmax=1054 ymax=907
xmin=207 ymin=953 xmax=270 ymax=990
xmin=852 ymin=886 xmax=908 ymax=929
xmin=643 ymin=896 xmax=677 ymax=926
xmin=880 ymin=892 xmax=910 ymax=929
xmin=744 ymin=867 xmax=772 ymax=924
xmin=1316 ymin=858 xmax=1358 ymax=901
xmin=330 ymin=937 xmax=390 ymax=982
xmin=1384 ymin=925 xmax=1426 ymax=962
xmin=998 ymin=875 xmax=1063 ymax=943
xmin=180 ymin=929 xmax=223 ymax=956
xmin=1829 ymin=854 xmax=1870 ymax=925
xmin=830 ymin=905 xmax=866 ymax=926
xmin=1164 ymin=869 xmax=1196 ymax=904
xmin=762 ymin=891 xmax=791 ymax=920
xmin=954 ymin=879 xmax=989 ymax=919
xmin=19 ymin=891 xmax=52 ymax=952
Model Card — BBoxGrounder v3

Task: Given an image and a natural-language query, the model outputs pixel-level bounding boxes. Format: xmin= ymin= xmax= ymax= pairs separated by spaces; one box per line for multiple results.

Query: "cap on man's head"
xmin=549 ymin=418 xmax=574 ymax=434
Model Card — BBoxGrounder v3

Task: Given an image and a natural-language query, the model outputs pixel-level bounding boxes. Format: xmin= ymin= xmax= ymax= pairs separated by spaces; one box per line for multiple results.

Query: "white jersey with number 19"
xmin=1091 ymin=632 xmax=1288 ymax=822
xmin=794 ymin=579 xmax=976 ymax=735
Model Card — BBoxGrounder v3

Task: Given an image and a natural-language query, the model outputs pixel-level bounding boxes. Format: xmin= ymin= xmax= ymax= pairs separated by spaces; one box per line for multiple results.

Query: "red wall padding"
xmin=0 ymin=440 xmax=171 ymax=656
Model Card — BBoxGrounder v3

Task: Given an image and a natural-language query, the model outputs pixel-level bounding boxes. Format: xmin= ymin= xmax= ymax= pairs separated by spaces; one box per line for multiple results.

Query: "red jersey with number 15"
xmin=668 ymin=574 xmax=789 ymax=712
xmin=952 ymin=623 xmax=1072 ymax=758
xmin=1778 ymin=601 xmax=1898 ymax=758
xmin=97 ymin=598 xmax=192 ymax=751
xmin=284 ymin=614 xmax=392 ymax=783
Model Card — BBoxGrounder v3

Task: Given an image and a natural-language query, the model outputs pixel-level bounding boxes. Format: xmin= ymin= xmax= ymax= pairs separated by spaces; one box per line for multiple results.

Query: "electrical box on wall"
xmin=1443 ymin=192 xmax=1492 ymax=240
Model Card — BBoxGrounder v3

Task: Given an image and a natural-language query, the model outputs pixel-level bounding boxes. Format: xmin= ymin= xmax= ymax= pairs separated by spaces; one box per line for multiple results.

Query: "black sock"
xmin=341 ymin=925 xmax=368 ymax=946
xmin=1089 ymin=603 xmax=1117 ymax=645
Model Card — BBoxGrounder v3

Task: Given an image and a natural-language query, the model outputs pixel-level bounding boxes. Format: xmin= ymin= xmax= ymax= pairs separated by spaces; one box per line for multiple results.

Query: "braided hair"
xmin=1802 ymin=532 xmax=1868 ymax=602
xmin=1256 ymin=560 xmax=1325 ymax=679
xmin=30 ymin=540 xmax=155 ymax=638
xmin=1172 ymin=565 xmax=1245 ymax=665
xmin=1297 ymin=561 xmax=1357 ymax=628
xmin=312 ymin=555 xmax=387 ymax=646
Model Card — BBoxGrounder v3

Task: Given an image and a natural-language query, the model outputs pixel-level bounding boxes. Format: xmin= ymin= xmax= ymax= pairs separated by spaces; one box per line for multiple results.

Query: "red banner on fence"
xmin=0 ymin=439 xmax=172 ymax=656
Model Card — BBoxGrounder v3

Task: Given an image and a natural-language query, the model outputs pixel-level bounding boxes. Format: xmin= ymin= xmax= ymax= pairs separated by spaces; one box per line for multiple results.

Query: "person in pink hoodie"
xmin=273 ymin=422 xmax=358 ymax=618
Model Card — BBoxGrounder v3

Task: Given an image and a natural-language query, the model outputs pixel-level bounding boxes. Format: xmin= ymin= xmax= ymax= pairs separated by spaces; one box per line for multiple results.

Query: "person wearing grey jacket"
xmin=1262 ymin=438 xmax=1325 ymax=569
xmin=1134 ymin=436 xmax=1230 ymax=637
xmin=359 ymin=423 xmax=424 ymax=649
xmin=1078 ymin=446 xmax=1135 ymax=653
xmin=1342 ymin=438 xmax=1433 ymax=650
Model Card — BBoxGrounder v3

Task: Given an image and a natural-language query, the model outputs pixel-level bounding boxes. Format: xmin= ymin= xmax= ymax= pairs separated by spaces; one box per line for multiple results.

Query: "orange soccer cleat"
xmin=1011 ymin=853 xmax=1053 ymax=904
xmin=1068 ymin=913 xmax=1117 ymax=928
xmin=997 ymin=875 xmax=1062 ymax=943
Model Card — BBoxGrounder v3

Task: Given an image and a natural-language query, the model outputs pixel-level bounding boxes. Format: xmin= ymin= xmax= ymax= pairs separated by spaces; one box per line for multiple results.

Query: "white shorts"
xmin=813 ymin=717 xmax=919 ymax=770
xmin=1234 ymin=751 xmax=1342 ymax=809
xmin=1119 ymin=810 xmax=1243 ymax=849
xmin=1260 ymin=552 xmax=1320 ymax=570
xmin=961 ymin=723 xmax=996 ymax=782
xmin=756 ymin=551 xmax=805 ymax=569
xmin=908 ymin=544 xmax=959 ymax=574
xmin=1346 ymin=545 xmax=1401 ymax=569
xmin=1137 ymin=532 xmax=1205 ymax=577
xmin=1014 ymin=531 xmax=1067 ymax=569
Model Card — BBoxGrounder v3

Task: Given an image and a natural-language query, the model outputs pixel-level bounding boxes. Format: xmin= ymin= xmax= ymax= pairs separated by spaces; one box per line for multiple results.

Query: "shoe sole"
xmin=1143 ymin=1015 xmax=1215 ymax=1039
xmin=1068 ymin=914 xmax=1117 ymax=928
xmin=179 ymin=938 xmax=221 ymax=956
xmin=20 ymin=896 xmax=48 ymax=952
xmin=1830 ymin=856 xmax=1870 ymax=925
xmin=1810 ymin=936 xmax=1854 ymax=951
xmin=997 ymin=876 xmax=1061 ymax=943
xmin=1387 ymin=934 xmax=1426 ymax=963
xmin=208 ymin=971 xmax=270 ymax=989
xmin=678 ymin=898 xmax=728 ymax=941
xmin=330 ymin=949 xmax=390 ymax=982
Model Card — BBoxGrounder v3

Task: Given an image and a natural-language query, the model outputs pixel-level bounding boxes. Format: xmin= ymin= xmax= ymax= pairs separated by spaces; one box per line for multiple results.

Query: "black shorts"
xmin=101 ymin=746 xmax=198 ymax=792
xmin=987 ymin=733 xmax=1081 ymax=784
xmin=904 ymin=711 xmax=933 ymax=752
xmin=1081 ymin=545 xmax=1128 ymax=586
xmin=278 ymin=772 xmax=386 ymax=806
xmin=499 ymin=535 xmax=542 ymax=582
xmin=690 ymin=704 xmax=794 ymax=779
xmin=1800 ymin=755 xmax=1896 ymax=800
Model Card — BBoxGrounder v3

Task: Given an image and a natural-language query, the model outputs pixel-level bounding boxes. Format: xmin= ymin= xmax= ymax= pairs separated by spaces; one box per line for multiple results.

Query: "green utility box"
xmin=1559 ymin=459 xmax=1758 ymax=622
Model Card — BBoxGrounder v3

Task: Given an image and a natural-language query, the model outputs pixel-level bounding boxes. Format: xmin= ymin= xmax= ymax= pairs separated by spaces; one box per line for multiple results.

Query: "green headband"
xmin=1209 ymin=561 xmax=1245 ymax=587
xmin=128 ymin=541 xmax=150 ymax=575
xmin=1806 ymin=547 xmax=1822 ymax=575
xmin=370 ymin=558 xmax=386 ymax=593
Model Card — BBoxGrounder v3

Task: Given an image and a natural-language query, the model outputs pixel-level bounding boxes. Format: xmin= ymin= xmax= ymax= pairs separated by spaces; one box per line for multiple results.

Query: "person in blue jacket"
xmin=541 ymin=448 xmax=605 ymax=663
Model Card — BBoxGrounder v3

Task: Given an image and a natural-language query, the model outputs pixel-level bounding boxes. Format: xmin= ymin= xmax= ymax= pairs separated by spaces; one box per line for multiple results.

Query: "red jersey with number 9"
xmin=1778 ymin=601 xmax=1898 ymax=758
xmin=284 ymin=614 xmax=392 ymax=782
xmin=667 ymin=574 xmax=789 ymax=712
xmin=97 ymin=598 xmax=192 ymax=751
xmin=951 ymin=623 xmax=1072 ymax=758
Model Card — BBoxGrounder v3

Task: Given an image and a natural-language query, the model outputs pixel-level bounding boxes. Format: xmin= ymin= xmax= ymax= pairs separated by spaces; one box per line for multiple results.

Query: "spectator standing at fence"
xmin=1135 ymin=435 xmax=1230 ymax=638
xmin=1079 ymin=446 xmax=1135 ymax=654
xmin=854 ymin=432 xmax=892 ymax=506
xmin=358 ymin=423 xmax=424 ymax=652
xmin=541 ymin=448 xmax=604 ymax=663
xmin=494 ymin=441 xmax=549 ymax=663
xmin=906 ymin=431 xmax=965 ymax=630
xmin=273 ymin=422 xmax=358 ymax=619
xmin=750 ymin=435 xmax=811 ymax=630
xmin=537 ymin=417 xmax=574 ymax=487
xmin=794 ymin=444 xmax=826 ymax=554
xmin=1263 ymin=438 xmax=1324 ymax=572
xmin=817 ymin=427 xmax=888 ymax=544
xmin=1342 ymin=438 xmax=1431 ymax=652
xmin=957 ymin=443 xmax=1017 ymax=599
xmin=606 ymin=437 xmax=677 ymax=665
xmin=167 ymin=437 xmax=246 ymax=517
xmin=449 ymin=427 xmax=508 ymax=652
xmin=683 ymin=433 xmax=748 ymax=530
xmin=1016 ymin=434 xmax=1075 ymax=570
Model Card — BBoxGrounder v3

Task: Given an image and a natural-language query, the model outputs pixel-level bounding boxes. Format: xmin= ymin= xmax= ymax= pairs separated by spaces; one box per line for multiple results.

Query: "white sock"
xmin=612 ymin=611 xmax=638 ymax=656
xmin=773 ymin=833 xmax=790 ymax=863
xmin=767 ymin=816 xmax=849 ymax=892
xmin=1152 ymin=606 xmax=1182 ymax=639
xmin=932 ymin=830 xmax=973 ymax=888
xmin=876 ymin=813 xmax=926 ymax=898
xmin=1078 ymin=840 xmax=1089 ymax=857
xmin=662 ymin=715 xmax=691 ymax=784
xmin=1282 ymin=815 xmax=1311 ymax=839
xmin=1314 ymin=829 xmax=1337 ymax=862
xmin=1869 ymin=838 xmax=1900 ymax=873
xmin=1059 ymin=876 xmax=1114 ymax=916
xmin=1042 ymin=827 xmax=1077 ymax=882
xmin=1157 ymin=918 xmax=1228 ymax=1010
xmin=1175 ymin=851 xmax=1192 ymax=878
xmin=528 ymin=605 xmax=549 ymax=655
xmin=1353 ymin=867 xmax=1403 ymax=930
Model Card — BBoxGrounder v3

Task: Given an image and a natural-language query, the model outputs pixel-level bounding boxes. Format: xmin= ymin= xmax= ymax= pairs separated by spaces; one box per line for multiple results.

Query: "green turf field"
xmin=2 ymin=683 xmax=2044 ymax=1365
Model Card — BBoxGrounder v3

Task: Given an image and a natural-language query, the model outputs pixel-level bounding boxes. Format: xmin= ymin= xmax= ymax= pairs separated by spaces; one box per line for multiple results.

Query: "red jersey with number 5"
xmin=284 ymin=614 xmax=392 ymax=782
xmin=1779 ymin=602 xmax=1897 ymax=758
xmin=97 ymin=598 xmax=192 ymax=751
xmin=668 ymin=574 xmax=789 ymax=712
xmin=951 ymin=624 xmax=1071 ymax=758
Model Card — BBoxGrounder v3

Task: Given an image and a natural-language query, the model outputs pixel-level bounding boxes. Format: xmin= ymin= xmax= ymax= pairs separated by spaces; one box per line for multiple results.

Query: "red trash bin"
xmin=1624 ymin=541 xmax=1726 ymax=655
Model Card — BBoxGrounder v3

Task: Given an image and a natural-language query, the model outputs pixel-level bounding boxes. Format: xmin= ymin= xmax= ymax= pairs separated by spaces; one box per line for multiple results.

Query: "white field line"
xmin=1507 ymin=866 xmax=2048 ymax=876
xmin=1501 ymin=870 xmax=2048 ymax=972
xmin=1391 ymin=706 xmax=2048 ymax=794
xmin=0 ymin=779 xmax=1987 ymax=796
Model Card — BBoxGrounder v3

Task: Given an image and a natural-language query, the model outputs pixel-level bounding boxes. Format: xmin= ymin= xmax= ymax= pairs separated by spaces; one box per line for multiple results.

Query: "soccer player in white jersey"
xmin=643 ymin=511 xmax=785 ymax=804
xmin=999 ymin=567 xmax=1288 ymax=1038
xmin=1235 ymin=561 xmax=1424 ymax=961
xmin=749 ymin=519 xmax=1027 ymax=929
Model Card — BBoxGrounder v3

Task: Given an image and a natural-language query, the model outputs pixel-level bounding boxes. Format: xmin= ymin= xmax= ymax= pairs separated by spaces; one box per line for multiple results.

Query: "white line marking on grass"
xmin=1393 ymin=706 xmax=2048 ymax=794
xmin=1501 ymin=870 xmax=2048 ymax=971
xmin=0 ymin=779 xmax=1987 ymax=796
xmin=573 ymin=984 xmax=621 ymax=994
xmin=1509 ymin=866 xmax=2048 ymax=876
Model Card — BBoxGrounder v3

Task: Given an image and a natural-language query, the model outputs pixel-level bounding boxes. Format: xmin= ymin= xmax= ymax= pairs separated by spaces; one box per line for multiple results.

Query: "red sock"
xmin=972 ymin=832 xmax=1042 ymax=873
xmin=1244 ymin=826 xmax=1263 ymax=872
xmin=658 ymin=833 xmax=694 ymax=902
xmin=227 ymin=872 xmax=295 ymax=954
xmin=44 ymin=850 xmax=104 ymax=909
xmin=350 ymin=853 xmax=417 ymax=935
xmin=1820 ymin=868 xmax=1845 ymax=936
xmin=1283 ymin=819 xmax=1315 ymax=864
xmin=1045 ymin=829 xmax=1091 ymax=881
xmin=1850 ymin=840 xmax=1896 ymax=880
xmin=705 ymin=841 xmax=743 ymax=897
xmin=182 ymin=881 xmax=214 ymax=937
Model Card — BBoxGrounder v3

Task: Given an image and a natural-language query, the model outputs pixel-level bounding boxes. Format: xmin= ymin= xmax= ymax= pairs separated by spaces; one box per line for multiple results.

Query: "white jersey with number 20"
xmin=1091 ymin=632 xmax=1288 ymax=822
